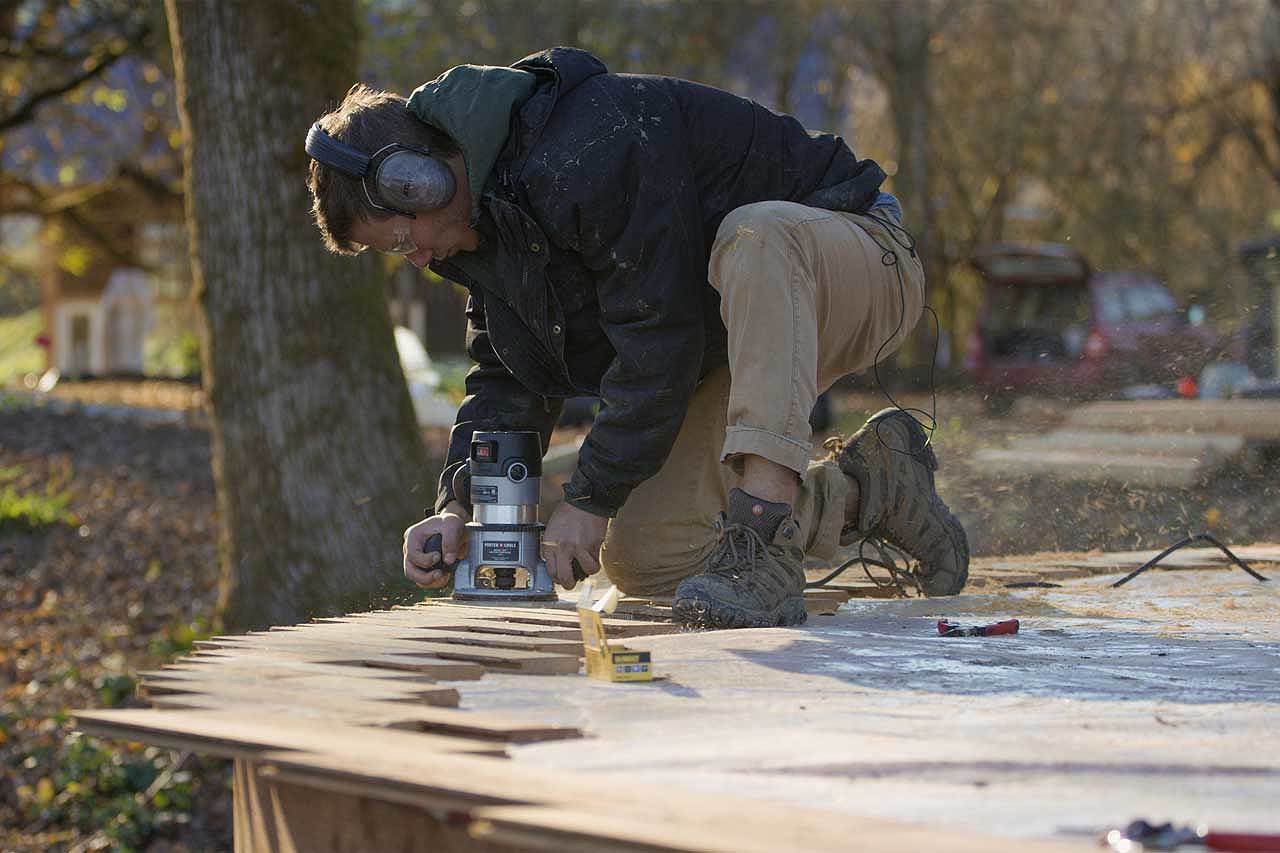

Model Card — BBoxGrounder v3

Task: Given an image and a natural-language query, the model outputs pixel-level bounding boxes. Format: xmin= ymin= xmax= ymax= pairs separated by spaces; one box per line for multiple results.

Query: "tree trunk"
xmin=886 ymin=4 xmax=940 ymax=371
xmin=165 ymin=0 xmax=432 ymax=630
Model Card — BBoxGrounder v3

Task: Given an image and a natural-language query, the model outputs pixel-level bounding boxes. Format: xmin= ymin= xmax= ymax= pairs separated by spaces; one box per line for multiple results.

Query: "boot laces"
xmin=706 ymin=519 xmax=767 ymax=580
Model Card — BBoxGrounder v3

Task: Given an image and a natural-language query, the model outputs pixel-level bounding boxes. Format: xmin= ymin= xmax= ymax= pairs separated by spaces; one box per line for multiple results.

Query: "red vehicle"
xmin=964 ymin=242 xmax=1218 ymax=405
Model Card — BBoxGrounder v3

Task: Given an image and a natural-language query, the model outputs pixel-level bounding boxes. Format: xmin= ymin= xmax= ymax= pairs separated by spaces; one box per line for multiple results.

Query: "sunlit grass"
xmin=0 ymin=308 xmax=44 ymax=385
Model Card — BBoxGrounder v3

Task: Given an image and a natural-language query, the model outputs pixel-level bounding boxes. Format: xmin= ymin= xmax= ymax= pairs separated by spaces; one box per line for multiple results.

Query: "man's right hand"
xmin=403 ymin=502 xmax=470 ymax=590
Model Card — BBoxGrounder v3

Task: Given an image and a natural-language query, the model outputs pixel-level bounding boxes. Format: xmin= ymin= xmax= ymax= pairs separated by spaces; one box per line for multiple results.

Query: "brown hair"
xmin=307 ymin=84 xmax=460 ymax=254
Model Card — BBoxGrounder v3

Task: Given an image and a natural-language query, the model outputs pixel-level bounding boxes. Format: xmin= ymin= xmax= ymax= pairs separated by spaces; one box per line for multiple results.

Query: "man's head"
xmin=307 ymin=84 xmax=477 ymax=267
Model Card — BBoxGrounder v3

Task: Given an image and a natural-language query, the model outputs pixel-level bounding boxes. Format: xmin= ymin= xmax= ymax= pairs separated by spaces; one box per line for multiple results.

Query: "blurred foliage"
xmin=356 ymin=0 xmax=1280 ymax=364
xmin=143 ymin=328 xmax=201 ymax=379
xmin=0 ymin=461 xmax=77 ymax=532
xmin=147 ymin=616 xmax=214 ymax=660
xmin=0 ymin=308 xmax=44 ymax=385
xmin=0 ymin=0 xmax=181 ymax=302
xmin=11 ymin=714 xmax=200 ymax=853
xmin=0 ymin=404 xmax=229 ymax=851
xmin=5 ymin=0 xmax=1280 ymax=365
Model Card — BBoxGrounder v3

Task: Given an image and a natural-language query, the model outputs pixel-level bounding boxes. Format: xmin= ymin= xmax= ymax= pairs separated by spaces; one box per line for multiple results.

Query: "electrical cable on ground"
xmin=1110 ymin=532 xmax=1270 ymax=588
xmin=806 ymin=536 xmax=923 ymax=597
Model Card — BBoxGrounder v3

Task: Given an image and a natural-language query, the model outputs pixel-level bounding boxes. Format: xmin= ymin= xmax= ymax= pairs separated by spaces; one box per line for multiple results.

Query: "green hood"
xmin=407 ymin=65 xmax=537 ymax=221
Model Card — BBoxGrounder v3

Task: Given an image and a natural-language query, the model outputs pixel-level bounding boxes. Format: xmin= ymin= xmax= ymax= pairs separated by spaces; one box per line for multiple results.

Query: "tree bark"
xmin=165 ymin=0 xmax=432 ymax=630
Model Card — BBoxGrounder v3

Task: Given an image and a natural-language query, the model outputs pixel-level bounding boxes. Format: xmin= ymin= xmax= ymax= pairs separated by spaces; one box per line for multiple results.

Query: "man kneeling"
xmin=304 ymin=47 xmax=968 ymax=629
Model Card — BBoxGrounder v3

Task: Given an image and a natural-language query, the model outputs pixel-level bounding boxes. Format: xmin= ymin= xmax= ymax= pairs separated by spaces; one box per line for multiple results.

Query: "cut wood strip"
xmin=1009 ymin=430 xmax=1246 ymax=456
xmin=1064 ymin=400 xmax=1280 ymax=439
xmin=972 ymin=447 xmax=1210 ymax=487
xmin=73 ymin=709 xmax=508 ymax=760
xmin=803 ymin=588 xmax=850 ymax=604
xmin=271 ymin=622 xmax=584 ymax=654
xmin=145 ymin=691 xmax=437 ymax=725
xmin=802 ymin=588 xmax=850 ymax=616
xmin=140 ymin=680 xmax=459 ymax=715
xmin=393 ymin=621 xmax=586 ymax=641
xmin=134 ymin=689 xmax=582 ymax=743
xmin=409 ymin=603 xmax=677 ymax=633
xmin=143 ymin=659 xmax=445 ymax=685
xmin=812 ymin=584 xmax=902 ymax=599
xmin=335 ymin=607 xmax=680 ymax=635
xmin=139 ymin=673 xmax=460 ymax=707
xmin=188 ymin=645 xmax=486 ymax=679
xmin=205 ymin=634 xmax=581 ymax=675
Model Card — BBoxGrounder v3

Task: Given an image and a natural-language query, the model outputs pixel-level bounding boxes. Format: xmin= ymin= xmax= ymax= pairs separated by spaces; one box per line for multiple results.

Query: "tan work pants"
xmin=600 ymin=201 xmax=925 ymax=597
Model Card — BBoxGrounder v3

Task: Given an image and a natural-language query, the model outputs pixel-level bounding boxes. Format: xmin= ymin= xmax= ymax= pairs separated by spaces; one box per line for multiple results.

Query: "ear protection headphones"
xmin=305 ymin=122 xmax=456 ymax=218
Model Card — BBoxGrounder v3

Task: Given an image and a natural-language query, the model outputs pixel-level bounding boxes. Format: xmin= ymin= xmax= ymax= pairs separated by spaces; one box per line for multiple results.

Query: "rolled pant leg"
xmin=601 ymin=202 xmax=924 ymax=596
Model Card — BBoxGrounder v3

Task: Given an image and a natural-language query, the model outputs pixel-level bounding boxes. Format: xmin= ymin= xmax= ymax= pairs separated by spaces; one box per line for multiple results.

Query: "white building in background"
xmin=52 ymin=267 xmax=153 ymax=377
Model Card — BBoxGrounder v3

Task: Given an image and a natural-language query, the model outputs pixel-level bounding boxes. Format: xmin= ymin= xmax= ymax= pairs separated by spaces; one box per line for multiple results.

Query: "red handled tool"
xmin=1104 ymin=818 xmax=1280 ymax=851
xmin=937 ymin=618 xmax=1019 ymax=637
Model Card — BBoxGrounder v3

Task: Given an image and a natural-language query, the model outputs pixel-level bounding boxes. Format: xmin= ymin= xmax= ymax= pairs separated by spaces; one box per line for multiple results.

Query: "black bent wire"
xmin=804 ymin=211 xmax=944 ymax=595
xmin=853 ymin=211 xmax=942 ymax=452
xmin=805 ymin=538 xmax=923 ymax=596
xmin=1110 ymin=533 xmax=1270 ymax=588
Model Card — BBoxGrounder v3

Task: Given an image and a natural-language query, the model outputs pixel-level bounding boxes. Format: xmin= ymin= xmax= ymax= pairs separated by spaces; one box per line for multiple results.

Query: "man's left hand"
xmin=542 ymin=502 xmax=609 ymax=589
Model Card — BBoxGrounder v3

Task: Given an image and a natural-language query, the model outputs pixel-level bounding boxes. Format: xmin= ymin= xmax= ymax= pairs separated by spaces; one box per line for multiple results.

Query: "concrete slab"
xmin=452 ymin=569 xmax=1280 ymax=844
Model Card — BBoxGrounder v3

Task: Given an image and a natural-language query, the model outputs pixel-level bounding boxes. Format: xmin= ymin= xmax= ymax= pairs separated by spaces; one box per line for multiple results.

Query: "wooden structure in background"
xmin=39 ymin=185 xmax=184 ymax=377
xmin=972 ymin=399 xmax=1280 ymax=486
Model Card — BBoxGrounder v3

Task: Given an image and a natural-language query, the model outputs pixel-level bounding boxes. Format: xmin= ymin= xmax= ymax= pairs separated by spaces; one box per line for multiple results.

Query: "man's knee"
xmin=601 ymin=519 xmax=710 ymax=598
xmin=710 ymin=201 xmax=825 ymax=295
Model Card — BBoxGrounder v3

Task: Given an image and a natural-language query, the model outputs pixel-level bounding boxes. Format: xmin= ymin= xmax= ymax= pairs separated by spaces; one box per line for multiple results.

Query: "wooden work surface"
xmin=73 ymin=545 xmax=1280 ymax=851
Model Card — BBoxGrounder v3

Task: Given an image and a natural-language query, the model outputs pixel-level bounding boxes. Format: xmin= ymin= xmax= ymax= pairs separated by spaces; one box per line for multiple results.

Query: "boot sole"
xmin=918 ymin=497 xmax=969 ymax=595
xmin=672 ymin=594 xmax=808 ymax=630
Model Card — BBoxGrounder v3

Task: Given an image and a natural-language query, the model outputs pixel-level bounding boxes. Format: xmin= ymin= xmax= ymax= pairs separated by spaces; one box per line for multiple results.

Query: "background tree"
xmin=165 ymin=0 xmax=431 ymax=630
xmin=0 ymin=0 xmax=181 ymax=324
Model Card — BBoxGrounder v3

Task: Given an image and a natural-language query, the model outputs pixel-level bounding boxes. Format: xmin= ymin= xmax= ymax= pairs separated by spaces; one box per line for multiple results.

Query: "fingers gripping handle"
xmin=424 ymin=532 xmax=458 ymax=574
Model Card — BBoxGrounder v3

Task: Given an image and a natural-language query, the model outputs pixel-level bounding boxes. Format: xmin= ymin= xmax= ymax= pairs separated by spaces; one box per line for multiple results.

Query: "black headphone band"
xmin=305 ymin=123 xmax=372 ymax=178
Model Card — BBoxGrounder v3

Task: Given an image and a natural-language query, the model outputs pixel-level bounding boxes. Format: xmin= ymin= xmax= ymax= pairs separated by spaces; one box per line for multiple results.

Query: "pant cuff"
xmin=721 ymin=425 xmax=813 ymax=476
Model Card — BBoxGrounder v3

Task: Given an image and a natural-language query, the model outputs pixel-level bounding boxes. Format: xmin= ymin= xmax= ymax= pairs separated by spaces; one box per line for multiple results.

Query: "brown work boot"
xmin=826 ymin=408 xmax=969 ymax=595
xmin=673 ymin=489 xmax=808 ymax=629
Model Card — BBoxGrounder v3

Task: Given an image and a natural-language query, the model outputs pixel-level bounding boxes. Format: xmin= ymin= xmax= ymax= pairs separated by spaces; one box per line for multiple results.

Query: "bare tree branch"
xmin=0 ymin=20 xmax=149 ymax=134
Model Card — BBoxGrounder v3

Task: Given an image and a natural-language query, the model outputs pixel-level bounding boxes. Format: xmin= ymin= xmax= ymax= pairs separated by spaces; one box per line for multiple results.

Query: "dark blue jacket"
xmin=431 ymin=48 xmax=885 ymax=517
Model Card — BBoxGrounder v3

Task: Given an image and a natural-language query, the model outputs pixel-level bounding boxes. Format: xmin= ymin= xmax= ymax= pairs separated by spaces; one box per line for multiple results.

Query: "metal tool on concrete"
xmin=425 ymin=430 xmax=558 ymax=602
xmin=1104 ymin=818 xmax=1280 ymax=851
xmin=937 ymin=618 xmax=1020 ymax=637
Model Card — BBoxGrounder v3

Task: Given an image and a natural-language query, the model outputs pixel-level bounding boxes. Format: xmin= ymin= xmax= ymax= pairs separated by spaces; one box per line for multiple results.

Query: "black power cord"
xmin=806 ymin=536 xmax=923 ymax=597
xmin=1110 ymin=533 xmax=1270 ymax=588
xmin=855 ymin=211 xmax=942 ymax=454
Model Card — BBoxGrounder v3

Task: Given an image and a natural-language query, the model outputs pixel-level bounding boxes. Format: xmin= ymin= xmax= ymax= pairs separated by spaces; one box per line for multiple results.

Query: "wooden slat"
xmin=73 ymin=708 xmax=508 ymax=760
xmin=1008 ymin=429 xmax=1246 ymax=455
xmin=253 ymin=750 xmax=1086 ymax=853
xmin=275 ymin=622 xmax=585 ymax=654
xmin=402 ymin=621 xmax=586 ymax=641
xmin=80 ymin=691 xmax=582 ymax=743
xmin=1063 ymin=399 xmax=1280 ymax=438
xmin=142 ymin=659 xmax=449 ymax=685
xmin=206 ymin=633 xmax=580 ymax=675
xmin=407 ymin=603 xmax=679 ymax=635
xmin=972 ymin=447 xmax=1210 ymax=487
xmin=189 ymin=644 xmax=487 ymax=679
xmin=140 ymin=672 xmax=461 ymax=707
